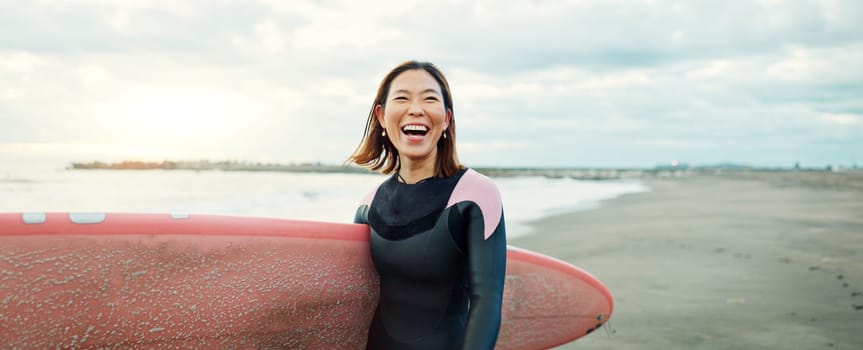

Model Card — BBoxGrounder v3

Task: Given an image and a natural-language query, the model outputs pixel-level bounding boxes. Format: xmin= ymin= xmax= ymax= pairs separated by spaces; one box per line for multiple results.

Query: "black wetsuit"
xmin=354 ymin=168 xmax=507 ymax=350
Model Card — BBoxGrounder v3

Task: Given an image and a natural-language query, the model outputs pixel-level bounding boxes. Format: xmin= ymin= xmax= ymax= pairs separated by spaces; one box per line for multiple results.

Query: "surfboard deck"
xmin=0 ymin=213 xmax=613 ymax=349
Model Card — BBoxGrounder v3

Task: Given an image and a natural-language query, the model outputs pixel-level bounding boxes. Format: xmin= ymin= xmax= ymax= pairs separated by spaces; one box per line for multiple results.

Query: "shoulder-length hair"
xmin=347 ymin=60 xmax=462 ymax=176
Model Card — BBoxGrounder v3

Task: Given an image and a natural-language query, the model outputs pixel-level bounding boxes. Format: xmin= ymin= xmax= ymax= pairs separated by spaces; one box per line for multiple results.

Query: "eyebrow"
xmin=392 ymin=89 xmax=441 ymax=96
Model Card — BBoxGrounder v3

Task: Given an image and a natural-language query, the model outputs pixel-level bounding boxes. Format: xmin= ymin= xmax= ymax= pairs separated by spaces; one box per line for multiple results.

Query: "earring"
xmin=443 ymin=129 xmax=447 ymax=139
xmin=382 ymin=130 xmax=386 ymax=137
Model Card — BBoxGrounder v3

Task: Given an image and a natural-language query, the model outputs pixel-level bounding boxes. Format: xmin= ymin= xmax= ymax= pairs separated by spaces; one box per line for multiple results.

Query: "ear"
xmin=444 ymin=108 xmax=452 ymax=130
xmin=374 ymin=104 xmax=385 ymax=126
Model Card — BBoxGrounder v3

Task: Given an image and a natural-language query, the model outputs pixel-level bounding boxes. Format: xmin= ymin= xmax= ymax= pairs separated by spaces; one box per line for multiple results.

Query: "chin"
xmin=399 ymin=146 xmax=437 ymax=161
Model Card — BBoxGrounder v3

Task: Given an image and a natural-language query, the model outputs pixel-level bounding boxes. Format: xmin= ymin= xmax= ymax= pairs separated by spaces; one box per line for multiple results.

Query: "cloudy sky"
xmin=1 ymin=0 xmax=861 ymax=169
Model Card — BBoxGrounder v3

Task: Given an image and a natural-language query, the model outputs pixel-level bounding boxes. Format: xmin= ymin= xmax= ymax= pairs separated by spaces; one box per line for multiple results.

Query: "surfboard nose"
xmin=497 ymin=247 xmax=614 ymax=349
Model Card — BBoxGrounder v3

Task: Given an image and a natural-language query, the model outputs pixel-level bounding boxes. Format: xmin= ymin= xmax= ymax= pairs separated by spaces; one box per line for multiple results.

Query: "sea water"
xmin=0 ymin=167 xmax=648 ymax=238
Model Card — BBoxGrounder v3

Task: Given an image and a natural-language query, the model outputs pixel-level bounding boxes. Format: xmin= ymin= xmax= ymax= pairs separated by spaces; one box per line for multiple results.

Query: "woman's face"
xmin=376 ymin=69 xmax=451 ymax=164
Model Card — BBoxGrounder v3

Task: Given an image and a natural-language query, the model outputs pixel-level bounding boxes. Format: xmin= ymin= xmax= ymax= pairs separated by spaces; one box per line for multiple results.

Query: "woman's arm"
xmin=354 ymin=186 xmax=378 ymax=225
xmin=462 ymin=203 xmax=506 ymax=349
xmin=353 ymin=205 xmax=369 ymax=224
xmin=453 ymin=171 xmax=507 ymax=350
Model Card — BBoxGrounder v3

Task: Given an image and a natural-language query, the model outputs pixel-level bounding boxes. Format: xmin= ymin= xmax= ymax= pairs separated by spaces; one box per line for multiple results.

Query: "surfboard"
xmin=0 ymin=212 xmax=613 ymax=349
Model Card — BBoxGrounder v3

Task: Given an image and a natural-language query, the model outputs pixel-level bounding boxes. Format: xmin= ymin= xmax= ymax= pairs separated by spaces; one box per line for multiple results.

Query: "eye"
xmin=424 ymin=96 xmax=440 ymax=102
xmin=393 ymin=96 xmax=408 ymax=101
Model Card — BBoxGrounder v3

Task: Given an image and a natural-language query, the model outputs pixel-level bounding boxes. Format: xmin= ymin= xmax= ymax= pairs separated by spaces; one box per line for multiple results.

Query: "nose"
xmin=407 ymin=100 xmax=424 ymax=117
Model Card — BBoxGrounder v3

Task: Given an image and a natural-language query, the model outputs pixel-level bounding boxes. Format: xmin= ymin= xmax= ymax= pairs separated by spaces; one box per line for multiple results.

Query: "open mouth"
xmin=401 ymin=124 xmax=429 ymax=137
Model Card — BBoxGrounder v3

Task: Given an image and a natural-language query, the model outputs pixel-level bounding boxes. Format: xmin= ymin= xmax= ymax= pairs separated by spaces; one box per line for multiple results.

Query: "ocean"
xmin=0 ymin=167 xmax=648 ymax=238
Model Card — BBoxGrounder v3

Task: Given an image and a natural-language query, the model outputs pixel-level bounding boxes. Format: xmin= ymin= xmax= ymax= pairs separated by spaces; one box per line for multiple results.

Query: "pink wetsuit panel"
xmin=446 ymin=169 xmax=502 ymax=240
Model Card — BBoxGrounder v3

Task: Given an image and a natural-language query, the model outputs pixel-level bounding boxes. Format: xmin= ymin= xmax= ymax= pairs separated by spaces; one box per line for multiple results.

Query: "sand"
xmin=513 ymin=171 xmax=863 ymax=349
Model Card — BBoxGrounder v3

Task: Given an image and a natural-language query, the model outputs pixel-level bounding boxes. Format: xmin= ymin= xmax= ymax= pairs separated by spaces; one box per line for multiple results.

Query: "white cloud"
xmin=254 ymin=19 xmax=289 ymax=54
xmin=821 ymin=113 xmax=861 ymax=125
xmin=257 ymin=0 xmax=416 ymax=51
xmin=686 ymin=60 xmax=739 ymax=80
xmin=579 ymin=72 xmax=653 ymax=90
xmin=766 ymin=45 xmax=863 ymax=83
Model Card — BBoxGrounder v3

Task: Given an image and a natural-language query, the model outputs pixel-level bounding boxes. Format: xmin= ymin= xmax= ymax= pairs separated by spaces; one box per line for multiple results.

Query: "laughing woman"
xmin=348 ymin=61 xmax=507 ymax=350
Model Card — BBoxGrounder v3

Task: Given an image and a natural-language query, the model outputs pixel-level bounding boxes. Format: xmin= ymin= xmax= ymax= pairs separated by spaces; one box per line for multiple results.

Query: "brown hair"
xmin=347 ymin=60 xmax=462 ymax=176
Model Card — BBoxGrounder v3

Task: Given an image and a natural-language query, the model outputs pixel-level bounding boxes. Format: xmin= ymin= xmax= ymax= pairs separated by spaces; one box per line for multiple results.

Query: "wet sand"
xmin=513 ymin=171 xmax=863 ymax=349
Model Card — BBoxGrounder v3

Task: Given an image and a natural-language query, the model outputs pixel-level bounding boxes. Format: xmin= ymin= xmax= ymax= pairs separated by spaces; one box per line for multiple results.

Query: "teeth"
xmin=402 ymin=125 xmax=428 ymax=132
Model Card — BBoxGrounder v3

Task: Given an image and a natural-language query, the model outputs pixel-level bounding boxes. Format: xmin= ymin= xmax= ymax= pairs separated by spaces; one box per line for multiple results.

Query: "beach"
xmin=515 ymin=171 xmax=863 ymax=349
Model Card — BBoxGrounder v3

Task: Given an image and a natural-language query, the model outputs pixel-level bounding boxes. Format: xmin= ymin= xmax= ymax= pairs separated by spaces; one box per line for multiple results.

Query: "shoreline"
xmin=513 ymin=173 xmax=863 ymax=349
xmin=64 ymin=159 xmax=863 ymax=183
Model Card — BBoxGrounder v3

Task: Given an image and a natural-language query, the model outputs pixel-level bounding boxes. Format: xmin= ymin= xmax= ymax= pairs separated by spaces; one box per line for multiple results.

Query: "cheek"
xmin=383 ymin=106 xmax=405 ymax=123
xmin=380 ymin=111 xmax=396 ymax=128
xmin=437 ymin=112 xmax=449 ymax=126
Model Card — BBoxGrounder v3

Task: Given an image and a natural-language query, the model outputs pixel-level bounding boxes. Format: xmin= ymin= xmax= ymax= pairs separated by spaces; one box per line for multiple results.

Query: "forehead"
xmin=389 ymin=69 xmax=442 ymax=94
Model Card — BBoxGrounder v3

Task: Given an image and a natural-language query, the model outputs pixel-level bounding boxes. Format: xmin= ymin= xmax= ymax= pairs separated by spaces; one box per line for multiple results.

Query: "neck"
xmin=398 ymin=154 xmax=437 ymax=184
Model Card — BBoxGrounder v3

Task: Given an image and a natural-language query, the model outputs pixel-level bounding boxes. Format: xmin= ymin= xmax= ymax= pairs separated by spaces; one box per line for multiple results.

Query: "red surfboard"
xmin=0 ymin=213 xmax=612 ymax=349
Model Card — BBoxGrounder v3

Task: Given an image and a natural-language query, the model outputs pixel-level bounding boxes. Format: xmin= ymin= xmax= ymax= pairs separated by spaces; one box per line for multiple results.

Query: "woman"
xmin=348 ymin=61 xmax=507 ymax=349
